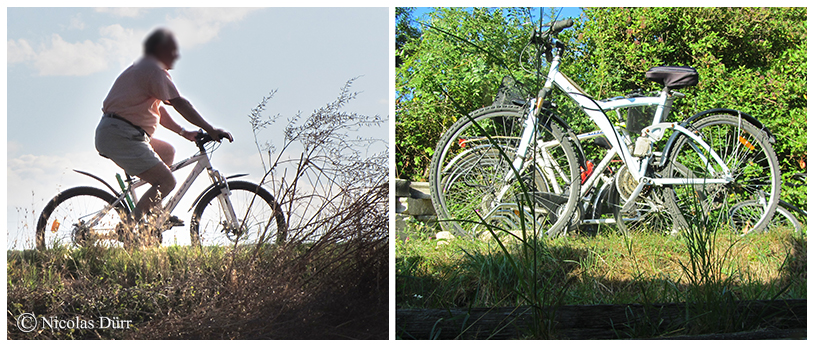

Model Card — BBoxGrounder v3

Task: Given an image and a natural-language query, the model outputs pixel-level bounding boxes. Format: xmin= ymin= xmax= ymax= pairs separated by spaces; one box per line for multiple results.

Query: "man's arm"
xmin=167 ymin=96 xmax=233 ymax=142
xmin=159 ymin=106 xmax=198 ymax=141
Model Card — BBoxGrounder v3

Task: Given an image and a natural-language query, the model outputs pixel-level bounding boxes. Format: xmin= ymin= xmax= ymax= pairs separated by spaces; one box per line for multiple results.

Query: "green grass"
xmin=8 ymin=241 xmax=388 ymax=339
xmin=396 ymin=223 xmax=806 ymax=310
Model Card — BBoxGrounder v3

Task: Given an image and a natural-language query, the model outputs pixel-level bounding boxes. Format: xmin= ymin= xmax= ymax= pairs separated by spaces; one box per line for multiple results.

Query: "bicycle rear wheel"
xmin=428 ymin=105 xmax=581 ymax=238
xmin=190 ymin=181 xmax=286 ymax=247
xmin=665 ymin=114 xmax=781 ymax=234
xmin=35 ymin=186 xmax=128 ymax=250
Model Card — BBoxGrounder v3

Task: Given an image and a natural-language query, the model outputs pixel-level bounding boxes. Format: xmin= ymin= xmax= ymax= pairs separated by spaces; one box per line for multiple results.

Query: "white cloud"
xmin=98 ymin=24 xmax=145 ymax=68
xmin=7 ymin=140 xmax=23 ymax=156
xmin=30 ymin=34 xmax=110 ymax=76
xmin=68 ymin=14 xmax=85 ymax=30
xmin=8 ymin=8 xmax=258 ymax=76
xmin=166 ymin=8 xmax=258 ymax=49
xmin=8 ymin=26 xmax=143 ymax=76
xmin=94 ymin=7 xmax=148 ymax=18
xmin=7 ymin=39 xmax=35 ymax=64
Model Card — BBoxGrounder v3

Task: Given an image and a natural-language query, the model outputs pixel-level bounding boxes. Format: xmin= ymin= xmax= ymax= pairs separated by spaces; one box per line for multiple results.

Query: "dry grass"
xmin=8 ymin=79 xmax=388 ymax=340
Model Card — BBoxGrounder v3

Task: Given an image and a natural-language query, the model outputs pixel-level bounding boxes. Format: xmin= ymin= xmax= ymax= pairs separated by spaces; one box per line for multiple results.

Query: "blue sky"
xmin=411 ymin=7 xmax=584 ymax=23
xmin=5 ymin=7 xmax=389 ymax=248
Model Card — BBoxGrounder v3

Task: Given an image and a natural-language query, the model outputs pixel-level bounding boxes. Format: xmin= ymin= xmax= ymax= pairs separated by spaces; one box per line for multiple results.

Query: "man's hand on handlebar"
xmin=207 ymin=128 xmax=234 ymax=143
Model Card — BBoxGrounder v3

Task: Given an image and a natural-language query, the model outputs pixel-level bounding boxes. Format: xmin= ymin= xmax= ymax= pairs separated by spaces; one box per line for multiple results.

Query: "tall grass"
xmin=397 ymin=216 xmax=806 ymax=338
xmin=451 ymin=109 xmax=568 ymax=338
xmin=8 ymin=80 xmax=388 ymax=339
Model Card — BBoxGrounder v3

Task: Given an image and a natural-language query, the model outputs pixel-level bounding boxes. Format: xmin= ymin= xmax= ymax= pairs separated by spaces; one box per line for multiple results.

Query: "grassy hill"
xmin=8 ymin=240 xmax=387 ymax=339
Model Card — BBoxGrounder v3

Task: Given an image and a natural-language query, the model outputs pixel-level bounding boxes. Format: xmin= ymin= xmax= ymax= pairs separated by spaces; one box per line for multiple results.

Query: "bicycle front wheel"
xmin=429 ymin=105 xmax=581 ymax=238
xmin=35 ymin=186 xmax=128 ymax=250
xmin=666 ymin=114 xmax=781 ymax=234
xmin=190 ymin=181 xmax=286 ymax=247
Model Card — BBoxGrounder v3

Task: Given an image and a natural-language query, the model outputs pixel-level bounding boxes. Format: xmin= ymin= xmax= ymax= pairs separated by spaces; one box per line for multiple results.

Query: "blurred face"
xmin=154 ymin=37 xmax=179 ymax=70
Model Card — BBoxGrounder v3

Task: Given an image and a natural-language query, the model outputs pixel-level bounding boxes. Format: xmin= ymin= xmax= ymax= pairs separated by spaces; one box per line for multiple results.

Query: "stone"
xmin=436 ymin=231 xmax=454 ymax=240
xmin=395 ymin=214 xmax=408 ymax=239
xmin=399 ymin=197 xmax=436 ymax=216
xmin=409 ymin=181 xmax=432 ymax=199
xmin=395 ymin=179 xmax=411 ymax=197
xmin=395 ymin=198 xmax=407 ymax=214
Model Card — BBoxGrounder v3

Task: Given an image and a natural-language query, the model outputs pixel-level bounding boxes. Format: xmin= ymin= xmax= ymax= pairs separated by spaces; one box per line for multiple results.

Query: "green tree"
xmin=396 ymin=7 xmax=540 ymax=180
xmin=567 ymin=7 xmax=807 ymax=208
xmin=396 ymin=7 xmax=421 ymax=68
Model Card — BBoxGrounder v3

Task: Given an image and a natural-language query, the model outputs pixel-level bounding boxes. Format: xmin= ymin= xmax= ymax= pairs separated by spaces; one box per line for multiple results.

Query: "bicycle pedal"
xmin=167 ymin=215 xmax=185 ymax=228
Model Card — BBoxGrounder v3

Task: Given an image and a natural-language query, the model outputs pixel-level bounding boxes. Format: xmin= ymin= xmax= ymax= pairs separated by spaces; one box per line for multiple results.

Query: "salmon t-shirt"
xmin=101 ymin=56 xmax=180 ymax=136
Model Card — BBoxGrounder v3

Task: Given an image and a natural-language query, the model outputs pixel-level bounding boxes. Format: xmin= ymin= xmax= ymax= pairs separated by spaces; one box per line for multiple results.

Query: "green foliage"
xmin=396 ymin=8 xmax=806 ymax=211
xmin=567 ymin=7 xmax=807 ymax=208
xmin=396 ymin=8 xmax=541 ymax=180
xmin=396 ymin=7 xmax=422 ymax=68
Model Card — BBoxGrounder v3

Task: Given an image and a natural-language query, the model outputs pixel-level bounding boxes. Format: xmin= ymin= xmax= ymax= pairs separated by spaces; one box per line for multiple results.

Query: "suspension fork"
xmin=494 ymin=100 xmax=540 ymax=201
xmin=502 ymin=99 xmax=540 ymax=182
xmin=208 ymin=168 xmax=241 ymax=230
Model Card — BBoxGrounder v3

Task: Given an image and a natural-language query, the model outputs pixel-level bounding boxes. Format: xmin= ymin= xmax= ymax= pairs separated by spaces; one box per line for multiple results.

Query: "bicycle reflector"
xmin=580 ymin=160 xmax=595 ymax=184
xmin=51 ymin=219 xmax=60 ymax=232
xmin=738 ymin=136 xmax=755 ymax=151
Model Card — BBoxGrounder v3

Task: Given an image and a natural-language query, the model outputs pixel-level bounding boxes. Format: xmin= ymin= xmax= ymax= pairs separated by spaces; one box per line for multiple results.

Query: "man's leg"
xmin=149 ymin=137 xmax=176 ymax=167
xmin=134 ymin=162 xmax=176 ymax=222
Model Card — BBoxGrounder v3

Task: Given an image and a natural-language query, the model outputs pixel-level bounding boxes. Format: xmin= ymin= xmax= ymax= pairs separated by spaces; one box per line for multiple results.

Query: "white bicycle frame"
xmin=86 ymin=145 xmax=240 ymax=233
xmin=507 ymin=47 xmax=734 ymax=213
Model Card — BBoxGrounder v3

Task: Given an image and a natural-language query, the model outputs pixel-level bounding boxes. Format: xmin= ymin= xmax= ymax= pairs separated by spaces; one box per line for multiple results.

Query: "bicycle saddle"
xmin=645 ymin=66 xmax=698 ymax=89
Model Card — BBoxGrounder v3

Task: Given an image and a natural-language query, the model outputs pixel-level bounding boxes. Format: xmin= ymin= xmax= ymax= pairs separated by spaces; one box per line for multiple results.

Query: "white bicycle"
xmin=36 ymin=131 xmax=286 ymax=250
xmin=429 ymin=19 xmax=780 ymax=238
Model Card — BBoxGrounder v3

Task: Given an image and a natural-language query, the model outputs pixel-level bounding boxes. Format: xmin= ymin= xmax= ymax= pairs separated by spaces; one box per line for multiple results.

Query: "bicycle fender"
xmin=188 ymin=174 xmax=250 ymax=212
xmin=682 ymin=108 xmax=775 ymax=142
xmin=658 ymin=108 xmax=775 ymax=168
xmin=73 ymin=169 xmax=120 ymax=197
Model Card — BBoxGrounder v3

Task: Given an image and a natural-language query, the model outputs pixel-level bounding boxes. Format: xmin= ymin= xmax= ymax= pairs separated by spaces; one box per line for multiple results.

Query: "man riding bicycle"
xmin=95 ymin=28 xmax=233 ymax=237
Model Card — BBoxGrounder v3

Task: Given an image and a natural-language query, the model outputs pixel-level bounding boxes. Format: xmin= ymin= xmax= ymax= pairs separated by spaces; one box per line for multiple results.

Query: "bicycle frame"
xmin=84 ymin=145 xmax=240 ymax=233
xmin=508 ymin=46 xmax=734 ymax=212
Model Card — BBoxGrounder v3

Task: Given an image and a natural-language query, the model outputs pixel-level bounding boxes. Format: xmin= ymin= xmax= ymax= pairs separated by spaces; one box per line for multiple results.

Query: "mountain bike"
xmin=35 ymin=131 xmax=286 ymax=250
xmin=429 ymin=18 xmax=780 ymax=238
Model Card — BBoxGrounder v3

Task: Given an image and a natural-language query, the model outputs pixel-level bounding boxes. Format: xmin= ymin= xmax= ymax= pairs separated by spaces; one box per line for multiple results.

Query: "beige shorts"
xmin=95 ymin=116 xmax=163 ymax=176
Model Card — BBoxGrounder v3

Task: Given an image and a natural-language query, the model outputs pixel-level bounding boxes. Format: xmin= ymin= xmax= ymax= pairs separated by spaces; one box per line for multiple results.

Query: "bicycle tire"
xmin=190 ymin=180 xmax=286 ymax=247
xmin=428 ymin=105 xmax=581 ymax=238
xmin=730 ymin=200 xmax=802 ymax=235
xmin=35 ymin=186 xmax=128 ymax=250
xmin=665 ymin=114 xmax=781 ymax=234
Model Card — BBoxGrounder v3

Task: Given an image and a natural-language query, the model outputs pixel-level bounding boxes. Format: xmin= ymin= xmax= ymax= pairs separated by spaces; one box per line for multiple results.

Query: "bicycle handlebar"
xmin=548 ymin=19 xmax=574 ymax=34
xmin=530 ymin=18 xmax=574 ymax=51
xmin=194 ymin=130 xmax=229 ymax=151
